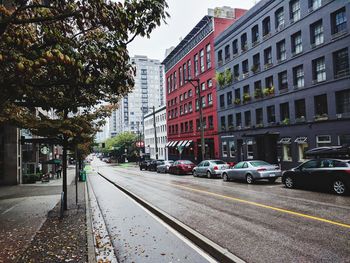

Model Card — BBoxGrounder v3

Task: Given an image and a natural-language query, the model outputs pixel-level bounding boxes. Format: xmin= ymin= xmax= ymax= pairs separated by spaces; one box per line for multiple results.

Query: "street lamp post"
xmin=153 ymin=106 xmax=159 ymax=160
xmin=186 ymin=78 xmax=205 ymax=161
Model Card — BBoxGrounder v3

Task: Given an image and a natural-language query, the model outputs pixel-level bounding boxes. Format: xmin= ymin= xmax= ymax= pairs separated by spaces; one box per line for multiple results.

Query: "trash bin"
xmin=79 ymin=170 xmax=86 ymax=182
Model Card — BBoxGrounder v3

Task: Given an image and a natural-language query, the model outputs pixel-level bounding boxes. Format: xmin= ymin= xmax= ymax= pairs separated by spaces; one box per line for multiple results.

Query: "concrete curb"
xmin=85 ymin=182 xmax=96 ymax=263
xmin=98 ymin=172 xmax=246 ymax=263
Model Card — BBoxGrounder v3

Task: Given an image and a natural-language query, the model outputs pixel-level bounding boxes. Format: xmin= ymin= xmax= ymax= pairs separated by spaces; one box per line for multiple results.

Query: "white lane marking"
xmin=1 ymin=204 xmax=19 ymax=215
xmin=102 ymin=174 xmax=218 ymax=263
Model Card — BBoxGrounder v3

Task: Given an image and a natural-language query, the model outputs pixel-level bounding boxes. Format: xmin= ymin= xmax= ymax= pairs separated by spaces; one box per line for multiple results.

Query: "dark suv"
xmin=139 ymin=160 xmax=152 ymax=171
xmin=148 ymin=160 xmax=165 ymax=172
xmin=282 ymin=159 xmax=350 ymax=195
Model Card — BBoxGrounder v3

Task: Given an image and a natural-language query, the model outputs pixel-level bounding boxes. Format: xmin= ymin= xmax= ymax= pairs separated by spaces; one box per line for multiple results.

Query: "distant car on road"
xmin=193 ymin=160 xmax=229 ymax=178
xmin=282 ymin=159 xmax=350 ymax=195
xmin=139 ymin=160 xmax=152 ymax=171
xmin=222 ymin=160 xmax=281 ymax=184
xmin=148 ymin=160 xmax=165 ymax=171
xmin=156 ymin=160 xmax=174 ymax=173
xmin=169 ymin=160 xmax=196 ymax=175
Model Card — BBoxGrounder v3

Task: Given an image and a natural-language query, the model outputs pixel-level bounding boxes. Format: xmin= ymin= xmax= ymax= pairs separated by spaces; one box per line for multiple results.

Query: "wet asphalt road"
xmin=91 ymin=160 xmax=350 ymax=263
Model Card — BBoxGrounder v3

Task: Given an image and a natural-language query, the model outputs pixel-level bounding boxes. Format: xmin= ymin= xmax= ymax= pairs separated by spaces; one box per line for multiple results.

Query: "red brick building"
xmin=163 ymin=7 xmax=246 ymax=162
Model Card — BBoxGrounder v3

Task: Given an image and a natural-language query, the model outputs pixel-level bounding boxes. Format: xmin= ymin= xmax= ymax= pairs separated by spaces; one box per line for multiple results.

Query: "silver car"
xmin=222 ymin=160 xmax=281 ymax=184
xmin=193 ymin=160 xmax=229 ymax=178
xmin=156 ymin=160 xmax=174 ymax=173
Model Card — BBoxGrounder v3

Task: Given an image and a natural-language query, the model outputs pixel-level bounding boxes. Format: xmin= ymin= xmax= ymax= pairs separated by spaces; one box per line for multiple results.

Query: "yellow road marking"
xmin=171 ymin=183 xmax=350 ymax=229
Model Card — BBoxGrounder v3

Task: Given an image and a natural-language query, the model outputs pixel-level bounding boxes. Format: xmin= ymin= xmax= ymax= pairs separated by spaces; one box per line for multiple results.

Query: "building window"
xmin=227 ymin=91 xmax=232 ymax=106
xmin=252 ymin=25 xmax=259 ymax=44
xmin=277 ymin=40 xmax=286 ymax=62
xmin=224 ymin=44 xmax=230 ymax=63
xmin=236 ymin=112 xmax=242 ymax=128
xmin=278 ymin=71 xmax=288 ymax=91
xmin=201 ymin=82 xmax=205 ymax=91
xmin=314 ymin=94 xmax=328 ymax=118
xmin=246 ymin=139 xmax=254 ymax=160
xmin=201 ymin=96 xmax=205 ymax=107
xmin=265 ymin=76 xmax=274 ymax=89
xmin=173 ymin=71 xmax=177 ymax=89
xmin=252 ymin=53 xmax=260 ymax=73
xmin=256 ymin=108 xmax=263 ymax=126
xmin=179 ymin=67 xmax=183 ymax=86
xmin=295 ymin=137 xmax=308 ymax=162
xmin=232 ymin=39 xmax=238 ymax=56
xmin=241 ymin=33 xmax=248 ymax=52
xmin=187 ymin=60 xmax=191 ymax=79
xmin=244 ymin=111 xmax=251 ymax=127
xmin=262 ymin=16 xmax=271 ymax=37
xmin=280 ymin=102 xmax=290 ymax=124
xmin=336 ymin=89 xmax=350 ymax=115
xmin=293 ymin=65 xmax=304 ymax=88
xmin=207 ymin=93 xmax=213 ymax=106
xmin=194 ymin=54 xmax=199 ymax=76
xmin=206 ymin=44 xmax=211 ymax=69
xmin=264 ymin=47 xmax=272 ymax=66
xmin=220 ymin=94 xmax=225 ymax=108
xmin=316 ymin=135 xmax=331 ymax=147
xmin=229 ymin=141 xmax=236 ymax=158
xmin=195 ymin=99 xmax=199 ymax=110
xmin=309 ymin=0 xmax=321 ymax=11
xmin=183 ymin=63 xmax=187 ymax=83
xmin=310 ymin=20 xmax=324 ymax=47
xmin=221 ymin=116 xmax=226 ymax=131
xmin=291 ymin=31 xmax=302 ymax=55
xmin=207 ymin=79 xmax=213 ymax=88
xmin=295 ymin=99 xmax=306 ymax=122
xmin=331 ymin=7 xmax=347 ymax=35
xmin=228 ymin=114 xmax=234 ymax=130
xmin=188 ymin=102 xmax=193 ymax=112
xmin=242 ymin=59 xmax=249 ymax=75
xmin=200 ymin=49 xmax=205 ymax=73
xmin=312 ymin=57 xmax=326 ymax=83
xmin=267 ymin=105 xmax=276 ymax=123
xmin=235 ymin=88 xmax=241 ymax=104
xmin=275 ymin=7 xmax=285 ymax=29
xmin=333 ymin=48 xmax=350 ymax=78
xmin=222 ymin=141 xmax=228 ymax=157
xmin=281 ymin=139 xmax=292 ymax=162
xmin=208 ymin=116 xmax=213 ymax=129
xmin=233 ymin=64 xmax=239 ymax=80
xmin=290 ymin=0 xmax=301 ymax=22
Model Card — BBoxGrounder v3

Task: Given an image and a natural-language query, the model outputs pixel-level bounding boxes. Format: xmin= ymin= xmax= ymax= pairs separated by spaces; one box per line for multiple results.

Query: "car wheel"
xmin=284 ymin=176 xmax=294 ymax=189
xmin=207 ymin=171 xmax=212 ymax=179
xmin=246 ymin=174 xmax=254 ymax=184
xmin=332 ymin=179 xmax=347 ymax=195
xmin=223 ymin=173 xmax=229 ymax=182
xmin=268 ymin=177 xmax=277 ymax=183
xmin=193 ymin=170 xmax=197 ymax=177
xmin=140 ymin=167 xmax=142 ymax=171
xmin=157 ymin=169 xmax=160 ymax=173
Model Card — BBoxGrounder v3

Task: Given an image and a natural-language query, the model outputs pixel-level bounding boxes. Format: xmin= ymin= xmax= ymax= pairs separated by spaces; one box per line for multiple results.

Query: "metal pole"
xmin=75 ymin=146 xmax=78 ymax=205
xmin=186 ymin=78 xmax=205 ymax=161
xmin=153 ymin=106 xmax=158 ymax=159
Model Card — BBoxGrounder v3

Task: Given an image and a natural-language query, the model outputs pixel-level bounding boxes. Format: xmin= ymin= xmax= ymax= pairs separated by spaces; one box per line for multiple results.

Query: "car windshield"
xmin=250 ymin=161 xmax=271 ymax=167
xmin=180 ymin=161 xmax=193 ymax=164
xmin=211 ymin=160 xmax=226 ymax=164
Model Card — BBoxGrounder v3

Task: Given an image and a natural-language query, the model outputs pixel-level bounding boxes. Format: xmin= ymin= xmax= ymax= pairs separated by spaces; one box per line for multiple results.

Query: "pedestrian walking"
xmin=56 ymin=165 xmax=62 ymax=179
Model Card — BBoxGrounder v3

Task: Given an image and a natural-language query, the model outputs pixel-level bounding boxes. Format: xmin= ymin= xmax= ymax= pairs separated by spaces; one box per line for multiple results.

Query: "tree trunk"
xmin=62 ymin=138 xmax=68 ymax=210
xmin=75 ymin=147 xmax=78 ymax=205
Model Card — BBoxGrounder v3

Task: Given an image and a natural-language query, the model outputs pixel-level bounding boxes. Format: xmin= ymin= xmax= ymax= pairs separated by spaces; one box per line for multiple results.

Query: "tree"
xmin=103 ymin=132 xmax=138 ymax=160
xmin=0 ymin=0 xmax=169 ymax=209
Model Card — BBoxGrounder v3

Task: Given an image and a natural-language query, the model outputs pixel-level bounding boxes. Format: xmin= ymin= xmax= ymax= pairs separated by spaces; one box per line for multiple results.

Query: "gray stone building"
xmin=215 ymin=0 xmax=350 ymax=169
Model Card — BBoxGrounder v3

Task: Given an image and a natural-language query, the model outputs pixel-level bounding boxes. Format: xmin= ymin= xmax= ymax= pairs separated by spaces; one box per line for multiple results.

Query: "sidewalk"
xmin=0 ymin=167 xmax=88 ymax=263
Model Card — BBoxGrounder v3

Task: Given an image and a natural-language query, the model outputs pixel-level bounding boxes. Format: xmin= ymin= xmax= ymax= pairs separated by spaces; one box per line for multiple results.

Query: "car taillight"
xmin=345 ymin=170 xmax=350 ymax=174
xmin=213 ymin=166 xmax=218 ymax=170
xmin=257 ymin=168 xmax=266 ymax=172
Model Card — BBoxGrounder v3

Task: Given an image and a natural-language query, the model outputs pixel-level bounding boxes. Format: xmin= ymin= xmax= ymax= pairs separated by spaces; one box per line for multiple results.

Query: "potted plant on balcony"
xmin=263 ymin=86 xmax=274 ymax=97
xmin=314 ymin=113 xmax=328 ymax=121
xmin=282 ymin=118 xmax=290 ymax=125
xmin=251 ymin=64 xmax=259 ymax=73
xmin=234 ymin=98 xmax=241 ymax=105
xmin=228 ymin=125 xmax=234 ymax=131
xmin=215 ymin=72 xmax=225 ymax=88
xmin=295 ymin=116 xmax=306 ymax=123
xmin=224 ymin=68 xmax=232 ymax=86
xmin=254 ymin=89 xmax=263 ymax=99
xmin=243 ymin=93 xmax=251 ymax=103
xmin=256 ymin=123 xmax=264 ymax=128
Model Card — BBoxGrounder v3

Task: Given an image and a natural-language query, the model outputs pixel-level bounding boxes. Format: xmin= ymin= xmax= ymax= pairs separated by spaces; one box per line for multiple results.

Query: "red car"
xmin=169 ymin=160 xmax=196 ymax=175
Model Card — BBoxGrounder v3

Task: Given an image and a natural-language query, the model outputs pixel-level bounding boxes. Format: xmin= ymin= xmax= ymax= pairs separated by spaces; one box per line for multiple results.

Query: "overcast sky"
xmin=127 ymin=0 xmax=257 ymax=61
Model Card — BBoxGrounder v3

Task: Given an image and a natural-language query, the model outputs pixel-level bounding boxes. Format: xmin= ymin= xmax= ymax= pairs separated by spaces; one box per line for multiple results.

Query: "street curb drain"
xmin=98 ymin=172 xmax=246 ymax=263
xmin=87 ymin=176 xmax=118 ymax=263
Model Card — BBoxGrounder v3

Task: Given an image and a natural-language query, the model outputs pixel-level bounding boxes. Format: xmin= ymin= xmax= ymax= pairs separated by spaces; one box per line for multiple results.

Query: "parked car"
xmin=282 ymin=159 xmax=350 ymax=195
xmin=156 ymin=160 xmax=174 ymax=173
xmin=148 ymin=159 xmax=165 ymax=171
xmin=193 ymin=160 xmax=229 ymax=178
xmin=222 ymin=160 xmax=281 ymax=184
xmin=139 ymin=160 xmax=152 ymax=171
xmin=169 ymin=160 xmax=196 ymax=175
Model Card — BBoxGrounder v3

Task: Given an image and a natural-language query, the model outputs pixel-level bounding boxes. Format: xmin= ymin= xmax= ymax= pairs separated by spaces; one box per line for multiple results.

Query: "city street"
xmin=91 ymin=159 xmax=350 ymax=263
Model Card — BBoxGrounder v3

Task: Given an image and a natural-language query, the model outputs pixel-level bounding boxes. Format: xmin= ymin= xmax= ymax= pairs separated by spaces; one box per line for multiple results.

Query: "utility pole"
xmin=186 ymin=78 xmax=205 ymax=161
xmin=153 ymin=106 xmax=158 ymax=159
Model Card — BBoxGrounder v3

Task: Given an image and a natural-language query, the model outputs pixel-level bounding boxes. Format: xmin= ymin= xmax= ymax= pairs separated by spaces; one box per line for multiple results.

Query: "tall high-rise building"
xmin=109 ymin=55 xmax=165 ymax=137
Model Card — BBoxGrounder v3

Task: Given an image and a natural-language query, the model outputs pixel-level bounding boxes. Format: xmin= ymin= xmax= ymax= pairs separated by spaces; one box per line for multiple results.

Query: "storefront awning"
xmin=165 ymin=141 xmax=172 ymax=147
xmin=278 ymin=137 xmax=291 ymax=144
xmin=184 ymin=140 xmax=193 ymax=147
xmin=176 ymin=141 xmax=184 ymax=147
xmin=294 ymin=137 xmax=308 ymax=144
xmin=172 ymin=141 xmax=179 ymax=147
xmin=42 ymin=159 xmax=61 ymax=165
